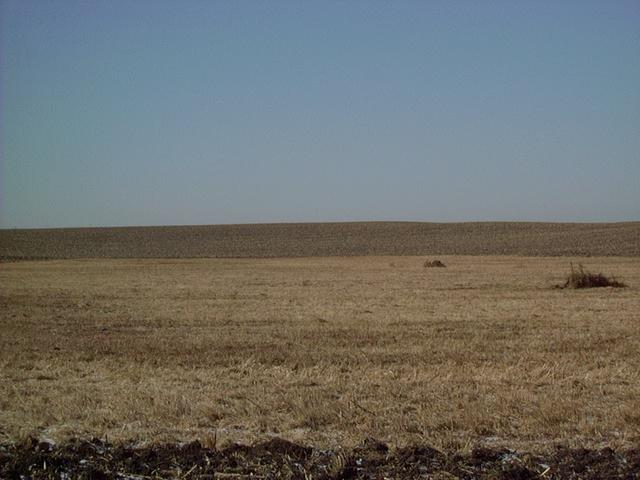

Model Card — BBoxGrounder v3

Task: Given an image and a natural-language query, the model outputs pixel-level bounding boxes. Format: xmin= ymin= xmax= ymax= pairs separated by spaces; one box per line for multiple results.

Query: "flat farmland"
xmin=1 ymin=221 xmax=639 ymax=260
xmin=1 ymin=255 xmax=639 ymax=454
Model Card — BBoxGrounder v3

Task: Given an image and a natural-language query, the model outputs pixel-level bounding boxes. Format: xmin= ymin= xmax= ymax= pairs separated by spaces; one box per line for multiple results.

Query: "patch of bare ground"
xmin=2 ymin=437 xmax=639 ymax=479
xmin=1 ymin=221 xmax=639 ymax=260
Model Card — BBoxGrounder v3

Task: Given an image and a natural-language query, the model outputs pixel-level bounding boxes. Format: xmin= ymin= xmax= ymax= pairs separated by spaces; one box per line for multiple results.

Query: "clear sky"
xmin=1 ymin=0 xmax=639 ymax=228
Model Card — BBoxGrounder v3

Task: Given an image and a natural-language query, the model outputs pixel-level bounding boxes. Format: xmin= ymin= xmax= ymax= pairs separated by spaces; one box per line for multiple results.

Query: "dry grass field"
xmin=1 ymin=254 xmax=639 ymax=456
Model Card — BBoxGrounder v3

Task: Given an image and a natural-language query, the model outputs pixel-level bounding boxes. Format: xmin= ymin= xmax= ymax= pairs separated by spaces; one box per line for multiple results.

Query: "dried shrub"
xmin=560 ymin=263 xmax=627 ymax=289
xmin=424 ymin=259 xmax=446 ymax=268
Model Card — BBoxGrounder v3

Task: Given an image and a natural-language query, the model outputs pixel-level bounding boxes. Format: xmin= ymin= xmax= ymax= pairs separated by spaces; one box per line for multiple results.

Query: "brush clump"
xmin=560 ymin=263 xmax=626 ymax=289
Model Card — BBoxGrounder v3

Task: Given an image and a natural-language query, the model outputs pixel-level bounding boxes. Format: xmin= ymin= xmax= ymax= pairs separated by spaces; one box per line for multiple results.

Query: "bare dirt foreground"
xmin=1 ymin=255 xmax=639 ymax=478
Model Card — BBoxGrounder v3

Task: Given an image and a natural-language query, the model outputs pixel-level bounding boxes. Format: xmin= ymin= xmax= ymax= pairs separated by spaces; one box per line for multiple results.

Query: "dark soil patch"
xmin=1 ymin=437 xmax=639 ymax=479
xmin=0 ymin=256 xmax=54 ymax=263
xmin=2 ymin=222 xmax=640 ymax=259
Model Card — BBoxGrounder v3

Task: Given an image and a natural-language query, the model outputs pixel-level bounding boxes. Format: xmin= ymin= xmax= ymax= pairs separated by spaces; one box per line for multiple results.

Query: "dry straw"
xmin=424 ymin=259 xmax=446 ymax=268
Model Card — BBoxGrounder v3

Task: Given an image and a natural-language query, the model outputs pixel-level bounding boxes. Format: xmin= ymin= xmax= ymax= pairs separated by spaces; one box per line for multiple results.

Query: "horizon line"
xmin=2 ymin=219 xmax=639 ymax=231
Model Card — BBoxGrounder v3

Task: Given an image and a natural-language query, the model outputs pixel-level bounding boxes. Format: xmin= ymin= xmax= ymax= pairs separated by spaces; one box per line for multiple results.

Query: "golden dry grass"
xmin=1 ymin=256 xmax=639 ymax=452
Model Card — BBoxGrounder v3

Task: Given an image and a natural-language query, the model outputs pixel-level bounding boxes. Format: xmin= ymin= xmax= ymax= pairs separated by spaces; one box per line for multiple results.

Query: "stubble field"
xmin=2 ymin=255 xmax=639 ymax=453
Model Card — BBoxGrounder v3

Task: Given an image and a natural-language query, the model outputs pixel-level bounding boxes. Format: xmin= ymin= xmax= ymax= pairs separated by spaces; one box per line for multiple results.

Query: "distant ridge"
xmin=1 ymin=222 xmax=639 ymax=260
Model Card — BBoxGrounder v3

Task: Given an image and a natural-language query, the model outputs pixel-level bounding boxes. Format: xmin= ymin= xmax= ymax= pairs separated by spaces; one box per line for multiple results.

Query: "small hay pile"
xmin=424 ymin=259 xmax=446 ymax=268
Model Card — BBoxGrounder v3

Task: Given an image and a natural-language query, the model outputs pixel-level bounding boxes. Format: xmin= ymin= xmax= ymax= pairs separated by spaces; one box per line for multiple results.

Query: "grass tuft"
xmin=560 ymin=263 xmax=627 ymax=289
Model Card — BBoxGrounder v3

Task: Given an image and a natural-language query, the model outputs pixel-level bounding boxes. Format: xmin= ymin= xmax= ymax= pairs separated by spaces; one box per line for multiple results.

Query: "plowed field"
xmin=1 ymin=221 xmax=639 ymax=260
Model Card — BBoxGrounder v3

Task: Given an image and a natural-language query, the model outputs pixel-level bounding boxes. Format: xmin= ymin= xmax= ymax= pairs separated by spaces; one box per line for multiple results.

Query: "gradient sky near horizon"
xmin=1 ymin=1 xmax=639 ymax=228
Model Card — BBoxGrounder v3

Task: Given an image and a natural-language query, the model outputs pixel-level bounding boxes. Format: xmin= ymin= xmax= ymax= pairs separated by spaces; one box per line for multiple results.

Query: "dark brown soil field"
xmin=1 ymin=221 xmax=639 ymax=260
xmin=3 ymin=437 xmax=639 ymax=479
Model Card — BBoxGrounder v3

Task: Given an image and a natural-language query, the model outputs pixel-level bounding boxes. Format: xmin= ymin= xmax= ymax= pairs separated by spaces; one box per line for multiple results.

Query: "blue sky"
xmin=1 ymin=0 xmax=639 ymax=228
